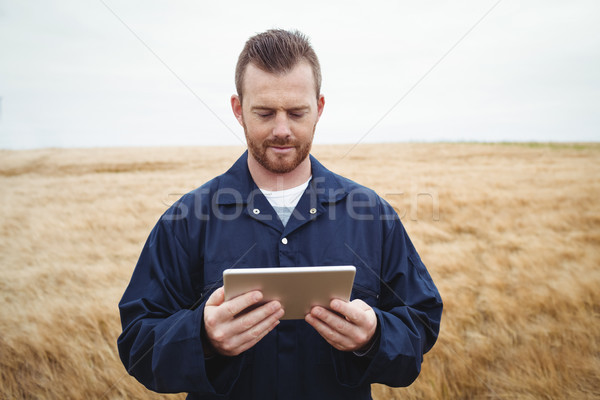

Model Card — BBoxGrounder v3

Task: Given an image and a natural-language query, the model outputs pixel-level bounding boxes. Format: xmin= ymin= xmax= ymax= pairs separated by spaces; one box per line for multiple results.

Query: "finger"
xmin=230 ymin=316 xmax=281 ymax=356
xmin=350 ymin=299 xmax=371 ymax=311
xmin=334 ymin=299 xmax=377 ymax=330
xmin=209 ymin=303 xmax=283 ymax=357
xmin=333 ymin=299 xmax=378 ymax=349
xmin=305 ymin=312 xmax=349 ymax=350
xmin=239 ymin=306 xmax=284 ymax=343
xmin=308 ymin=307 xmax=353 ymax=340
xmin=229 ymin=306 xmax=285 ymax=354
xmin=205 ymin=287 xmax=225 ymax=307
xmin=222 ymin=290 xmax=264 ymax=317
xmin=313 ymin=305 xmax=356 ymax=335
xmin=330 ymin=299 xmax=366 ymax=324
xmin=231 ymin=300 xmax=283 ymax=333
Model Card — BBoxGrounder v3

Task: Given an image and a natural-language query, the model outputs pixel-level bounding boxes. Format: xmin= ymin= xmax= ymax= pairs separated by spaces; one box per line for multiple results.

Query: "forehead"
xmin=242 ymin=62 xmax=317 ymax=107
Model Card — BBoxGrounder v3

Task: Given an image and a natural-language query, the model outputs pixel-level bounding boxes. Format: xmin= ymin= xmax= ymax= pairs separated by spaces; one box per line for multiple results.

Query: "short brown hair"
xmin=235 ymin=29 xmax=322 ymax=102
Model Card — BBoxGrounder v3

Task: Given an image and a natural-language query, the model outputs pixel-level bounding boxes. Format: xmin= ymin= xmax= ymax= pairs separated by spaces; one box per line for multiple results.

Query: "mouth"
xmin=269 ymin=146 xmax=295 ymax=154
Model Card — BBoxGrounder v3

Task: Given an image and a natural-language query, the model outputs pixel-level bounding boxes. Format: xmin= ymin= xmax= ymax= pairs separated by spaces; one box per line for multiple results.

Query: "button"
xmin=253 ymin=208 xmax=260 ymax=215
xmin=281 ymin=237 xmax=288 ymax=245
xmin=309 ymin=208 xmax=317 ymax=214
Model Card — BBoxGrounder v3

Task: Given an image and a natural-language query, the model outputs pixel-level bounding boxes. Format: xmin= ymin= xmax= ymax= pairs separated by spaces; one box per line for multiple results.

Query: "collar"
xmin=215 ymin=151 xmax=348 ymax=205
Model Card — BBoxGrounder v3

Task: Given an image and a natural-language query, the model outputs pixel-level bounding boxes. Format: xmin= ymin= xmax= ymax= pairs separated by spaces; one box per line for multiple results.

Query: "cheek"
xmin=245 ymin=120 xmax=270 ymax=137
xmin=297 ymin=119 xmax=318 ymax=136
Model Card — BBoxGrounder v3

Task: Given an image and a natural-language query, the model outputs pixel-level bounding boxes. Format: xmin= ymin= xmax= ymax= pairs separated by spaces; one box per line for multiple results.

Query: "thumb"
xmin=205 ymin=287 xmax=225 ymax=307
xmin=351 ymin=298 xmax=370 ymax=311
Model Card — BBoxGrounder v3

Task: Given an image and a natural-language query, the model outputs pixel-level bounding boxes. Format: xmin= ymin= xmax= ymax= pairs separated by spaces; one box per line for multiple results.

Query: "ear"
xmin=316 ymin=94 xmax=325 ymax=121
xmin=231 ymin=95 xmax=244 ymax=126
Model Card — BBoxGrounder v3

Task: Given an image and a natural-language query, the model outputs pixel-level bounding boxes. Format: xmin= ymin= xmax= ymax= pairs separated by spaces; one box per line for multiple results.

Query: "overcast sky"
xmin=0 ymin=0 xmax=598 ymax=149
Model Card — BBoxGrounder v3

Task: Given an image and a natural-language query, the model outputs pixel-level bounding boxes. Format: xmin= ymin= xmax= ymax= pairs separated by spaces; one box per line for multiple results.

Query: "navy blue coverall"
xmin=118 ymin=152 xmax=443 ymax=399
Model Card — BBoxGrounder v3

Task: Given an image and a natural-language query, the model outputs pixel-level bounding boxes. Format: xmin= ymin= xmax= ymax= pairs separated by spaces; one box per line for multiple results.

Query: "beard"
xmin=244 ymin=125 xmax=314 ymax=174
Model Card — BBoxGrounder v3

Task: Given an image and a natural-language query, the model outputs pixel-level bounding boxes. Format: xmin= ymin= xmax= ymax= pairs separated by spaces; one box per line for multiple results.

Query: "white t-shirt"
xmin=260 ymin=177 xmax=311 ymax=226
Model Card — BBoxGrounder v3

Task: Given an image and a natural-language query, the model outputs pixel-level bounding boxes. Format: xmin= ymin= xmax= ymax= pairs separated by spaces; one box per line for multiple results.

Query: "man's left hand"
xmin=305 ymin=299 xmax=378 ymax=352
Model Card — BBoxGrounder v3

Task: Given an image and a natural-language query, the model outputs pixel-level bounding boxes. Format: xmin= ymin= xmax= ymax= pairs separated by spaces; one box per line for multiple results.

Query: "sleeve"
xmin=332 ymin=202 xmax=443 ymax=388
xmin=116 ymin=202 xmax=246 ymax=395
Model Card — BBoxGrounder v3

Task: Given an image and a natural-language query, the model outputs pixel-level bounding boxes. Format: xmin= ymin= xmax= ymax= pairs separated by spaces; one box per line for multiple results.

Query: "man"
xmin=118 ymin=29 xmax=442 ymax=400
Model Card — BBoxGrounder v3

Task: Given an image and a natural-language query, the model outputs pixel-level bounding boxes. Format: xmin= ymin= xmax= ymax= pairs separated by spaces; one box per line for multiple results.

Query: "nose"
xmin=272 ymin=112 xmax=291 ymax=138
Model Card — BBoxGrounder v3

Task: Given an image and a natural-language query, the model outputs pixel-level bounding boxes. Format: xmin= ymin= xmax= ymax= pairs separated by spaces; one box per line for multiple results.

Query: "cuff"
xmin=352 ymin=318 xmax=381 ymax=358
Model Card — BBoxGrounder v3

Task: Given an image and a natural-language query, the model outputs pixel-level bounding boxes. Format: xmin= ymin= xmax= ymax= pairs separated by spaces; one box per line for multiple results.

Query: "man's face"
xmin=232 ymin=62 xmax=325 ymax=174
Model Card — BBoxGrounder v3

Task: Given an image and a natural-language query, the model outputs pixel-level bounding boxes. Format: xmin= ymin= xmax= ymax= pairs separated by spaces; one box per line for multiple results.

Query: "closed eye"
xmin=256 ymin=112 xmax=273 ymax=118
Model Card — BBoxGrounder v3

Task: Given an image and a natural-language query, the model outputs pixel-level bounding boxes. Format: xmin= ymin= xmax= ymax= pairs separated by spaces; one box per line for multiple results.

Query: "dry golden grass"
xmin=1 ymin=143 xmax=599 ymax=399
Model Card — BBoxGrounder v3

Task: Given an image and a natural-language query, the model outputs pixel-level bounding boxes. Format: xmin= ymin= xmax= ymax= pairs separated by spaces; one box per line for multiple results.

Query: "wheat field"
xmin=0 ymin=143 xmax=599 ymax=399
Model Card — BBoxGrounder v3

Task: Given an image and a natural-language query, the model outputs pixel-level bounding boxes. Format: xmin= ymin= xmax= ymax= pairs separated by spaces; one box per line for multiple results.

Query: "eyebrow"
xmin=251 ymin=105 xmax=310 ymax=112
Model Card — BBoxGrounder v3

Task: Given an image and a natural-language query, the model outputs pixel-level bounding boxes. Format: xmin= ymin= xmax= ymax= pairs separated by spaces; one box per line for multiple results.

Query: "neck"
xmin=247 ymin=154 xmax=312 ymax=191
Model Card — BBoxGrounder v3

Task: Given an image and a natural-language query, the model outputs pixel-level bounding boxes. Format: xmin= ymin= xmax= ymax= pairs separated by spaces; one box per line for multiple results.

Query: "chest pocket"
xmin=351 ymin=282 xmax=379 ymax=308
xmin=349 ymin=250 xmax=381 ymax=308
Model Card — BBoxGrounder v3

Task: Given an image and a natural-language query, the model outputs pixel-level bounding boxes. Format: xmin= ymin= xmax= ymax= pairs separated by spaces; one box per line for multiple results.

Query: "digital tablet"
xmin=223 ymin=266 xmax=356 ymax=320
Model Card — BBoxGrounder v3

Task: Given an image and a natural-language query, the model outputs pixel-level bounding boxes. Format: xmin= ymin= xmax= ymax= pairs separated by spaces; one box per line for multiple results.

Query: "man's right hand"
xmin=203 ymin=287 xmax=284 ymax=357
